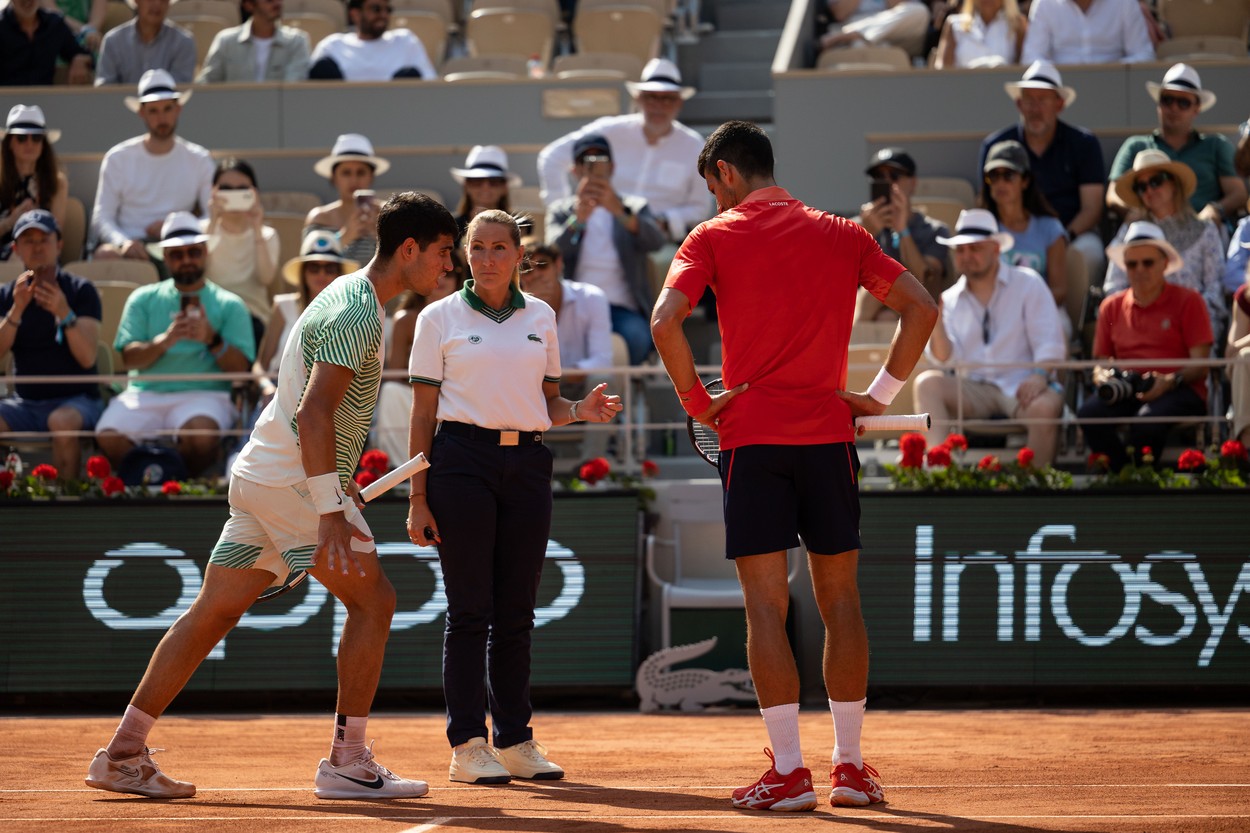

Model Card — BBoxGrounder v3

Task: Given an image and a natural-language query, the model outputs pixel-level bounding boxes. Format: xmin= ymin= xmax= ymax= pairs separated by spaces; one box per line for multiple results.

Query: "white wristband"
xmin=307 ymin=472 xmax=346 ymax=515
xmin=866 ymin=367 xmax=906 ymax=406
xmin=569 ymin=400 xmax=582 ymax=423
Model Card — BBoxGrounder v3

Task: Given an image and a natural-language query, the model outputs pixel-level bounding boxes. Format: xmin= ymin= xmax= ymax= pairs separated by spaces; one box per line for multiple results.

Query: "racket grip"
xmin=360 ymin=453 xmax=430 ymax=502
xmin=855 ymin=413 xmax=931 ymax=432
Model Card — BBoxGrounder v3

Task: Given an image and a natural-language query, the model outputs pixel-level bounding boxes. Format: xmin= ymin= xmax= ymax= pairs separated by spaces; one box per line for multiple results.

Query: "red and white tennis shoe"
xmin=830 ymin=761 xmax=885 ymax=806
xmin=85 ymin=747 xmax=196 ymax=798
xmin=730 ymin=748 xmax=817 ymax=812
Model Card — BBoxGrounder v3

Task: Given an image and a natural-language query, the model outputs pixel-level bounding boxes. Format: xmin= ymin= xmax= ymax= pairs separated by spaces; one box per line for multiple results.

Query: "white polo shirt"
xmin=409 ymin=281 xmax=560 ymax=431
xmin=310 ymin=29 xmax=438 ymax=80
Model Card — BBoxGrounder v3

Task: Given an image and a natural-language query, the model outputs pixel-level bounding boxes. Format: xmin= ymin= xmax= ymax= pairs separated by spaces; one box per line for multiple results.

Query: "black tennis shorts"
xmin=718 ymin=442 xmax=862 ymax=559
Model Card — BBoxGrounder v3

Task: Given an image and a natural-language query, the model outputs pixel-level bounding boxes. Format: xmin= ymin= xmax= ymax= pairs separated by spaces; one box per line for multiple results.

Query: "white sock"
xmin=760 ymin=703 xmax=804 ymax=775
xmin=107 ymin=704 xmax=156 ymax=759
xmin=829 ymin=697 xmax=866 ymax=768
xmin=330 ymin=713 xmax=368 ymax=766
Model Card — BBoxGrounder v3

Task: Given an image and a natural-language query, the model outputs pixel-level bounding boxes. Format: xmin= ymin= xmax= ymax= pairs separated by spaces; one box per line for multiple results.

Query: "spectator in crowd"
xmin=96 ymin=212 xmax=256 ymax=476
xmin=914 ymin=208 xmax=1066 ymax=465
xmin=92 ymin=70 xmax=214 ymax=261
xmin=94 ymin=0 xmax=195 ymax=86
xmin=1107 ymin=64 xmax=1245 ymax=234
xmin=1021 ymin=0 xmax=1154 ymax=65
xmin=545 ymin=133 xmax=664 ymax=365
xmin=309 ymin=0 xmax=437 ymax=80
xmin=0 ymin=0 xmax=93 ymax=85
xmin=203 ymin=158 xmax=279 ymax=347
xmin=450 ymin=145 xmax=521 ymax=244
xmin=979 ymin=139 xmax=1069 ymax=329
xmin=520 ymin=237 xmax=615 ymax=458
xmin=818 ymin=0 xmax=930 ymax=54
xmin=1080 ymin=221 xmax=1212 ymax=471
xmin=1104 ymin=150 xmax=1227 ymax=336
xmin=854 ymin=147 xmax=949 ymax=323
xmin=981 ymin=60 xmax=1107 ymax=278
xmin=933 ymin=0 xmax=1026 ymax=69
xmin=196 ymin=0 xmax=311 ymax=83
xmin=1 ymin=106 xmax=69 ymax=261
xmin=1230 ymin=283 xmax=1250 ymax=448
xmin=1228 ymin=218 xmax=1250 ymax=298
xmin=537 ymin=59 xmax=711 ymax=250
xmin=40 ymin=0 xmax=106 ymax=53
xmin=0 ymin=210 xmax=102 ymax=478
xmin=305 ymin=133 xmax=388 ymax=266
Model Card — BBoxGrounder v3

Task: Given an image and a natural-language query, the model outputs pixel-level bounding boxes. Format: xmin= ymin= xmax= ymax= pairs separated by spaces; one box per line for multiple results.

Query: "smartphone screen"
xmin=584 ymin=155 xmax=610 ymax=179
xmin=870 ymin=178 xmax=892 ymax=203
xmin=220 ymin=188 xmax=256 ymax=213
xmin=180 ymin=294 xmax=202 ymax=316
xmin=353 ymin=189 xmax=376 ymax=209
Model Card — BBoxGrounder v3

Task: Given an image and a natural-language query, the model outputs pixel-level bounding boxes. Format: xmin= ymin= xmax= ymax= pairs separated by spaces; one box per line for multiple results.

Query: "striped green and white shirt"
xmin=233 ymin=272 xmax=384 ymax=489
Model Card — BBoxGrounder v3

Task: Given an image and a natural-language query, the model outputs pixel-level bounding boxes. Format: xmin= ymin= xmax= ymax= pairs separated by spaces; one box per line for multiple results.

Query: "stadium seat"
xmin=1157 ymin=0 xmax=1250 ymax=40
xmin=284 ymin=0 xmax=349 ymax=24
xmin=1155 ymin=35 xmax=1249 ymax=61
xmin=61 ymin=197 xmax=87 ymax=264
xmin=441 ymin=54 xmax=528 ymax=80
xmin=0 ymin=261 xmax=24 ymax=283
xmin=180 ymin=16 xmax=232 ymax=68
xmin=911 ymin=197 xmax=963 ymax=229
xmin=402 ymin=0 xmax=459 ymax=24
xmin=816 ymin=44 xmax=911 ymax=71
xmin=90 ymin=280 xmax=141 ymax=371
xmin=466 ymin=7 xmax=556 ymax=66
xmin=914 ymin=176 xmax=977 ymax=208
xmin=64 ymin=260 xmax=159 ymax=286
xmin=259 ymin=191 xmax=321 ymax=216
xmin=573 ymin=5 xmax=663 ymax=67
xmin=168 ymin=0 xmax=240 ymax=25
xmin=283 ymin=12 xmax=341 ymax=51
xmin=392 ymin=10 xmax=450 ymax=67
xmin=1064 ymin=243 xmax=1088 ymax=343
xmin=265 ymin=214 xmax=308 ymax=276
xmin=552 ymin=51 xmax=643 ymax=80
xmin=101 ymin=0 xmax=133 ymax=33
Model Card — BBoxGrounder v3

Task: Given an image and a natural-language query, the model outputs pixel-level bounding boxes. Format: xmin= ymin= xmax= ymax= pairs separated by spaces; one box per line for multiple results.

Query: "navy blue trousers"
xmin=1077 ymin=384 xmax=1206 ymax=471
xmin=427 ymin=431 xmax=553 ymax=748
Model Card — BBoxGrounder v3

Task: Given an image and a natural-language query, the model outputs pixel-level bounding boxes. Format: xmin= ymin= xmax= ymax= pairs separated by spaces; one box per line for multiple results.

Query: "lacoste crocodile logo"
xmin=527 ymin=334 xmax=543 ymax=343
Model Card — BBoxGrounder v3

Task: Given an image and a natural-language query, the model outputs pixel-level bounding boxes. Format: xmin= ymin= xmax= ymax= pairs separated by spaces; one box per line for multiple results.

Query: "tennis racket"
xmin=254 ymin=453 xmax=431 ymax=602
xmin=686 ymin=378 xmax=931 ymax=467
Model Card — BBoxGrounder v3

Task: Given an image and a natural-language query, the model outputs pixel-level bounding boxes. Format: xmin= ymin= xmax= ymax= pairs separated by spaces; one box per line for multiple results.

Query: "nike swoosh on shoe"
xmin=338 ymin=774 xmax=386 ymax=789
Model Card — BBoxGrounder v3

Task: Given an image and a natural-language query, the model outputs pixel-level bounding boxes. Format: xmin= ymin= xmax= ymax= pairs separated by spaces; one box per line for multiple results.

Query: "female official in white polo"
xmin=406 ymin=209 xmax=621 ymax=785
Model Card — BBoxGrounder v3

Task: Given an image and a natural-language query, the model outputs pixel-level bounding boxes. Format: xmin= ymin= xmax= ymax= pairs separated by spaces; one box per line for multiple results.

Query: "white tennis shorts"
xmin=209 ymin=475 xmax=374 ymax=577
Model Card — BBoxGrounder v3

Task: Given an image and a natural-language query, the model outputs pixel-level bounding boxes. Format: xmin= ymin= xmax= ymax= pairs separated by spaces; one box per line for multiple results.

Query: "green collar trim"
xmin=460 ymin=279 xmax=525 ymax=323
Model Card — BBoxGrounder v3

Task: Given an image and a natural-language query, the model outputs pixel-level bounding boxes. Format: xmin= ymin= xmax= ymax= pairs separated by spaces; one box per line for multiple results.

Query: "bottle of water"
xmin=527 ymin=54 xmax=544 ymax=79
xmin=5 ymin=450 xmax=22 ymax=476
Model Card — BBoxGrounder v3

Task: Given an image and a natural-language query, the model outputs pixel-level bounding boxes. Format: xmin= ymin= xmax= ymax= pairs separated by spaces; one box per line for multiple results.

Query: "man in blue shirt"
xmin=95 ymin=212 xmax=256 ymax=475
xmin=0 ymin=210 xmax=103 ymax=477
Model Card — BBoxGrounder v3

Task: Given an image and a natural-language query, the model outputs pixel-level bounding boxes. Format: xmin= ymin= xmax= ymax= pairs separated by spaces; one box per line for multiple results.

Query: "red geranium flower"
xmin=945 ymin=434 xmax=968 ymax=451
xmin=32 ymin=463 xmax=58 ymax=481
xmin=360 ymin=449 xmax=390 ymax=472
xmin=1140 ymin=446 xmax=1153 ymax=458
xmin=354 ymin=469 xmax=380 ymax=488
xmin=0 ymin=470 xmax=12 ymax=491
xmin=1177 ymin=449 xmax=1206 ymax=471
xmin=977 ymin=454 xmax=1001 ymax=472
xmin=579 ymin=456 xmax=611 ymax=484
xmin=161 ymin=480 xmax=182 ymax=496
xmin=899 ymin=432 xmax=926 ymax=469
xmin=102 ymin=476 xmax=125 ymax=496
xmin=1087 ymin=452 xmax=1110 ymax=471
xmin=1017 ymin=447 xmax=1035 ymax=468
xmin=1220 ymin=439 xmax=1248 ymax=461
xmin=86 ymin=455 xmax=111 ymax=480
xmin=926 ymin=445 xmax=952 ymax=468
xmin=641 ymin=459 xmax=659 ymax=477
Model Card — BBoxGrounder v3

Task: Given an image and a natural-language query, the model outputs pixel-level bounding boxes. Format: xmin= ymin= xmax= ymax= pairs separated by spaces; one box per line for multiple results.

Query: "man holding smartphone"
xmin=544 ymin=133 xmax=665 ymax=365
xmin=95 ymin=212 xmax=256 ymax=477
xmin=0 ymin=210 xmax=103 ymax=478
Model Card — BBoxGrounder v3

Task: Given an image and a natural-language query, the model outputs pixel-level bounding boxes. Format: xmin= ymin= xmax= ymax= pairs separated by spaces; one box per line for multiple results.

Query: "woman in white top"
xmin=934 ymin=0 xmax=1026 ymax=69
xmin=405 ymin=210 xmax=621 ymax=786
xmin=203 ymin=158 xmax=280 ymax=344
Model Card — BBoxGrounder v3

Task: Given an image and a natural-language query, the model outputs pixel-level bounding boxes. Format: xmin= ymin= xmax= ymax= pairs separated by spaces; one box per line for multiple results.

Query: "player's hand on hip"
xmin=582 ymin=382 xmax=624 ymax=422
xmin=696 ymin=381 xmax=749 ymax=428
xmin=837 ymin=389 xmax=887 ymax=434
xmin=315 ymin=512 xmax=371 ymax=578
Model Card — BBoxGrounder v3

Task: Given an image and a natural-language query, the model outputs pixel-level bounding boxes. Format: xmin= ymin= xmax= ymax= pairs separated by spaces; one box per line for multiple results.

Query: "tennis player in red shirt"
xmin=651 ymin=121 xmax=937 ymax=812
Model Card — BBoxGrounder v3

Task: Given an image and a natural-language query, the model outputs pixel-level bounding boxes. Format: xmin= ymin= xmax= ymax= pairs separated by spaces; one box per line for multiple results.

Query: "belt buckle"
xmin=499 ymin=430 xmax=519 ymax=447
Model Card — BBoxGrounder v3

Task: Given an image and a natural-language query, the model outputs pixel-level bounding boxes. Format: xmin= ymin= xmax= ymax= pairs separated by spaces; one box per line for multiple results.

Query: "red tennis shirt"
xmin=1094 ymin=282 xmax=1213 ymax=401
xmin=666 ymin=186 xmax=905 ymax=448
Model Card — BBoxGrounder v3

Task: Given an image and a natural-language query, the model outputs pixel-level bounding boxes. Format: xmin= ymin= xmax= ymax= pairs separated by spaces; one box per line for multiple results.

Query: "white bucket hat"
xmin=937 ymin=208 xmax=1014 ymax=251
xmin=282 ymin=229 xmax=360 ymax=285
xmin=450 ymin=145 xmax=523 ymax=188
xmin=124 ymin=69 xmax=193 ymax=113
xmin=1004 ymin=60 xmax=1077 ymax=108
xmin=146 ymin=211 xmax=209 ymax=260
xmin=625 ymin=58 xmax=696 ymax=100
xmin=314 ymin=133 xmax=391 ymax=180
xmin=1146 ymin=63 xmax=1216 ymax=113
xmin=3 ymin=105 xmax=61 ymax=144
xmin=1106 ymin=221 xmax=1184 ymax=276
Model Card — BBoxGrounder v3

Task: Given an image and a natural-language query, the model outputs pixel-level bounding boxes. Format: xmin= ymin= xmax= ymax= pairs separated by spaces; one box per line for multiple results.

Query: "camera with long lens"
xmin=1096 ymin=369 xmax=1151 ymax=404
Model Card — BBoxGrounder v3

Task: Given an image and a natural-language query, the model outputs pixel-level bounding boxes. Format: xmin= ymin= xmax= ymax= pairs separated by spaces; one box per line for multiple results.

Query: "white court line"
xmin=4 ymin=814 xmax=1250 ymax=823
xmin=7 ymin=782 xmax=1250 ymax=793
xmin=397 ymin=817 xmax=450 ymax=833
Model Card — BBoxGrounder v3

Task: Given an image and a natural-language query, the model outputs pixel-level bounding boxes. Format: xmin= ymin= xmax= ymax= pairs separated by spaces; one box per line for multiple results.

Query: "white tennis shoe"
xmin=85 ymin=747 xmax=196 ymax=798
xmin=314 ymin=744 xmax=429 ymax=800
xmin=496 ymin=739 xmax=564 ymax=780
xmin=449 ymin=737 xmax=511 ymax=784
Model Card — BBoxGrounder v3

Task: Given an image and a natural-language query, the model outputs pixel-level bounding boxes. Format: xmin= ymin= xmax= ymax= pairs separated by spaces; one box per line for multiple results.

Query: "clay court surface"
xmin=4 ymin=709 xmax=1248 ymax=832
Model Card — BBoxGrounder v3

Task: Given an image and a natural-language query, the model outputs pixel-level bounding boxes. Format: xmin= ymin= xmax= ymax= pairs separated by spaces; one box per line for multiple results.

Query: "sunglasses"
xmin=1132 ymin=172 xmax=1171 ymax=195
xmin=982 ymin=308 xmax=991 ymax=345
xmin=11 ymin=134 xmax=45 ymax=144
xmin=871 ymin=168 xmax=907 ymax=182
xmin=1158 ymin=93 xmax=1196 ymax=111
xmin=165 ymin=246 xmax=205 ymax=261
xmin=1124 ymin=257 xmax=1158 ymax=271
xmin=984 ymin=169 xmax=1020 ymax=184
